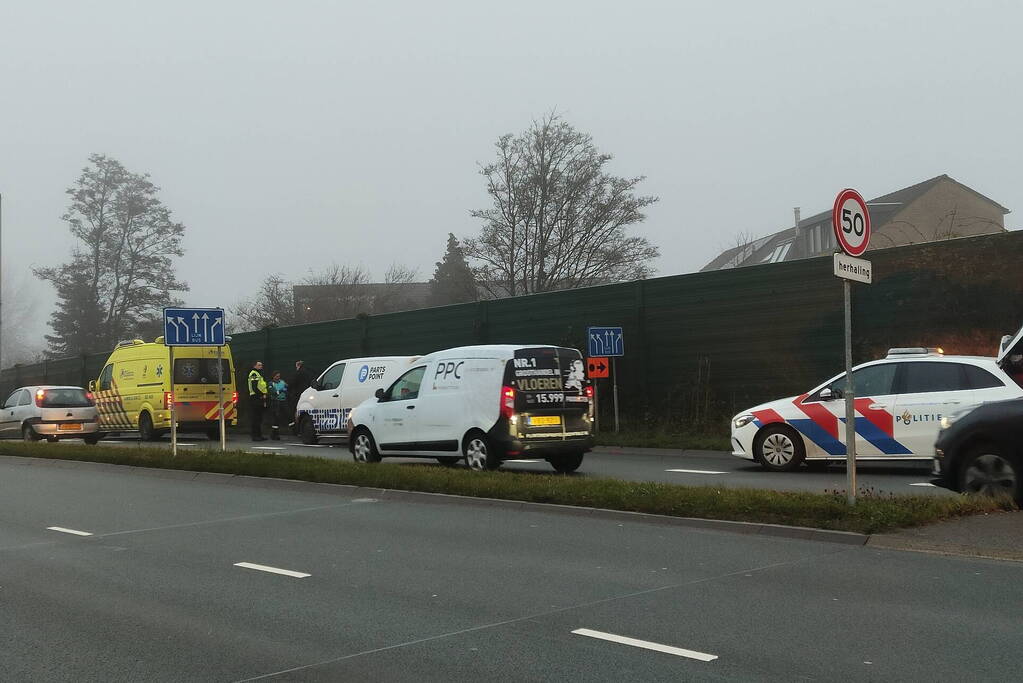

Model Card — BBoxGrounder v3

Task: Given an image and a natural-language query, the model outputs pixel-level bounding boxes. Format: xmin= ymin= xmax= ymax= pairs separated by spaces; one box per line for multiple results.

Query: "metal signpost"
xmin=163 ymin=307 xmax=227 ymax=456
xmin=832 ymin=189 xmax=872 ymax=505
xmin=587 ymin=327 xmax=624 ymax=432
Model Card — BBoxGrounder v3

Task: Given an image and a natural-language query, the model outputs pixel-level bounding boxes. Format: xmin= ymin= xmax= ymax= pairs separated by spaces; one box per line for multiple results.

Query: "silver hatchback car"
xmin=1 ymin=385 xmax=101 ymax=444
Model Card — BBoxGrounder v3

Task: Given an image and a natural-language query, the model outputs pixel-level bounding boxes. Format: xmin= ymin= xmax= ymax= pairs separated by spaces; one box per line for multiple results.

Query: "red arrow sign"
xmin=587 ymin=357 xmax=609 ymax=379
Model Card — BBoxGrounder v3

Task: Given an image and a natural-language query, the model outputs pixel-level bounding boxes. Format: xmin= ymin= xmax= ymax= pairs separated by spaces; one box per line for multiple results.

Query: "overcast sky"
xmin=1 ymin=0 xmax=1020 ymax=350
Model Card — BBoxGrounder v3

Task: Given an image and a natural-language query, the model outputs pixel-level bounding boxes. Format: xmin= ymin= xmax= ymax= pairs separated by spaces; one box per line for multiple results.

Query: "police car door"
xmin=310 ymin=362 xmax=346 ymax=433
xmin=800 ymin=363 xmax=900 ymax=458
xmin=893 ymin=361 xmax=974 ymax=457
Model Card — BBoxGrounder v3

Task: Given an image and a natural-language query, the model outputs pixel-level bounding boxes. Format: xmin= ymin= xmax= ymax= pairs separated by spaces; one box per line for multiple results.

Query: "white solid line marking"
xmin=234 ymin=562 xmax=310 ymax=578
xmin=296 ymin=444 xmax=329 ymax=448
xmin=665 ymin=469 xmax=728 ymax=475
xmin=47 ymin=526 xmax=93 ymax=536
xmin=909 ymin=482 xmax=936 ymax=487
xmin=572 ymin=628 xmax=717 ymax=662
xmin=251 ymin=447 xmax=285 ymax=450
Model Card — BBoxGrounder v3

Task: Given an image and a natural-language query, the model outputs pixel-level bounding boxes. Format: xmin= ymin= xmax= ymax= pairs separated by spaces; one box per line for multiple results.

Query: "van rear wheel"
xmin=464 ymin=431 xmax=499 ymax=471
xmin=548 ymin=453 xmax=584 ymax=474
xmin=139 ymin=412 xmax=158 ymax=441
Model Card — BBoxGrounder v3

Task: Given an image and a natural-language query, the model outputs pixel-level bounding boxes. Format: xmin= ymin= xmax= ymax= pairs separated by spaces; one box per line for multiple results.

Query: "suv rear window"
xmin=38 ymin=388 xmax=93 ymax=408
xmin=174 ymin=359 xmax=232 ymax=384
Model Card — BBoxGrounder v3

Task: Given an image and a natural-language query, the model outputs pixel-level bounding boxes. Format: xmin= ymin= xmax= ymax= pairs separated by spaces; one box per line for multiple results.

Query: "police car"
xmin=731 ymin=342 xmax=1023 ymax=471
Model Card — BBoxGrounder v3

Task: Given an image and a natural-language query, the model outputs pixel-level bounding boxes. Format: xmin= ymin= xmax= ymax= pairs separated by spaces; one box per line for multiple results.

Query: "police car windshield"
xmin=174 ymin=359 xmax=231 ymax=385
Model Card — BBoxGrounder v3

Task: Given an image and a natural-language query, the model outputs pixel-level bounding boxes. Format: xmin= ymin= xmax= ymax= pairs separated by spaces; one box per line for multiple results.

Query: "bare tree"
xmin=231 ymin=274 xmax=297 ymax=331
xmin=34 ymin=154 xmax=187 ymax=355
xmin=465 ymin=113 xmax=659 ymax=298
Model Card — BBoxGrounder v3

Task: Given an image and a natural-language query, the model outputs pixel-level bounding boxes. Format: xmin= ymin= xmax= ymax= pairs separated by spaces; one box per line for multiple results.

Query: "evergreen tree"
xmin=429 ymin=233 xmax=478 ymax=306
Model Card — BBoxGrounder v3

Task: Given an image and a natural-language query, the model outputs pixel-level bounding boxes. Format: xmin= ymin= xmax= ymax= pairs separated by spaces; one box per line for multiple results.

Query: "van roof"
xmin=334 ymin=356 xmax=421 ymax=364
xmin=418 ymin=345 xmax=561 ymax=361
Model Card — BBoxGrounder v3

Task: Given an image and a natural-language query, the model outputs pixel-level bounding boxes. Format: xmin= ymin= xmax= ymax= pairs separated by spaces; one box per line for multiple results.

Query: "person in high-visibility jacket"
xmin=248 ymin=361 xmax=268 ymax=441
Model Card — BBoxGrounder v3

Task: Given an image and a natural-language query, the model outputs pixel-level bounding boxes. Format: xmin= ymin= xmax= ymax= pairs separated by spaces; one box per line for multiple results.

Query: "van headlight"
xmin=733 ymin=414 xmax=756 ymax=429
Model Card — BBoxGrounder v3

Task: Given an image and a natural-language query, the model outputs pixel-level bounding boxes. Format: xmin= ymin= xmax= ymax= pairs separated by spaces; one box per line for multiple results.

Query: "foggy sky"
xmin=2 ymin=0 xmax=1020 ymax=350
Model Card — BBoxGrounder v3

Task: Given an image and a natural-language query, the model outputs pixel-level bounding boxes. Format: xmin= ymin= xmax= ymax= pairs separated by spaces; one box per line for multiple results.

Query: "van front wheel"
xmin=464 ymin=431 xmax=499 ymax=471
xmin=300 ymin=416 xmax=319 ymax=445
xmin=351 ymin=429 xmax=381 ymax=463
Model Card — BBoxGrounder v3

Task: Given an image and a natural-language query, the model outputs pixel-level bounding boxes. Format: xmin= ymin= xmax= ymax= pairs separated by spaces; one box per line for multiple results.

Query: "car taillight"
xmin=500 ymin=385 xmax=516 ymax=419
xmin=164 ymin=391 xmax=174 ymax=409
xmin=85 ymin=391 xmax=96 ymax=405
xmin=35 ymin=389 xmax=45 ymax=407
xmin=231 ymin=391 xmax=238 ymax=404
xmin=584 ymin=386 xmax=594 ymax=399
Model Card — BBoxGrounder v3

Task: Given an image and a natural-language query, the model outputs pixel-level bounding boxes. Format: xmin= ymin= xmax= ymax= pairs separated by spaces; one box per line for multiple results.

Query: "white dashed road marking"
xmin=665 ymin=469 xmax=727 ymax=475
xmin=47 ymin=526 xmax=93 ymax=536
xmin=909 ymin=482 xmax=936 ymax=487
xmin=250 ymin=447 xmax=285 ymax=451
xmin=504 ymin=459 xmax=543 ymax=463
xmin=234 ymin=562 xmax=311 ymax=578
xmin=572 ymin=628 xmax=718 ymax=661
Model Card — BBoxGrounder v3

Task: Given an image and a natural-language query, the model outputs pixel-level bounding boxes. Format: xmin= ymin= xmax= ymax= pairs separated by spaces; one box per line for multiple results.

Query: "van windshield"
xmin=39 ymin=388 xmax=93 ymax=408
xmin=174 ymin=358 xmax=232 ymax=385
xmin=503 ymin=347 xmax=588 ymax=410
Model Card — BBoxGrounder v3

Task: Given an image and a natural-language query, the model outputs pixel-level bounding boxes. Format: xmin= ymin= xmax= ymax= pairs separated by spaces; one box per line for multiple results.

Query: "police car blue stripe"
xmin=841 ymin=417 xmax=914 ymax=455
xmin=788 ymin=418 xmax=847 ymax=456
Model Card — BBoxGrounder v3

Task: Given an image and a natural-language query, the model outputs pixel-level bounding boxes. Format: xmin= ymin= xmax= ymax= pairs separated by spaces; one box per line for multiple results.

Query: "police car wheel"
xmin=754 ymin=426 xmax=805 ymax=472
xmin=958 ymin=445 xmax=1021 ymax=502
xmin=464 ymin=431 xmax=499 ymax=471
xmin=300 ymin=417 xmax=319 ymax=445
xmin=352 ymin=429 xmax=381 ymax=463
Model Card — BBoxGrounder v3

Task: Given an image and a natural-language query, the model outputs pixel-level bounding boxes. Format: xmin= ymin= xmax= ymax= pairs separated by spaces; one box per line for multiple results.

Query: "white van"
xmin=347 ymin=345 xmax=594 ymax=472
xmin=295 ymin=356 xmax=420 ymax=444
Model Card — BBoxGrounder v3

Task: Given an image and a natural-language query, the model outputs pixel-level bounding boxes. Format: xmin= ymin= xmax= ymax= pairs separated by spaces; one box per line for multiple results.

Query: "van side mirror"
xmin=375 ymin=388 xmax=386 ymax=401
xmin=309 ymin=379 xmax=320 ymax=391
xmin=88 ymin=380 xmax=96 ymax=392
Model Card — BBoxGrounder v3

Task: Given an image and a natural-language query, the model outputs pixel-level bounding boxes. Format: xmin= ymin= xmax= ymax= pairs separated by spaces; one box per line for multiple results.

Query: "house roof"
xmin=701 ymin=174 xmax=1010 ymax=271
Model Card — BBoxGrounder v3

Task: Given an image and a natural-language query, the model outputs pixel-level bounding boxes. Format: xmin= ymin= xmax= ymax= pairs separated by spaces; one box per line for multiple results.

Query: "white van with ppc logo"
xmin=347 ymin=345 xmax=594 ymax=472
xmin=295 ymin=356 xmax=420 ymax=444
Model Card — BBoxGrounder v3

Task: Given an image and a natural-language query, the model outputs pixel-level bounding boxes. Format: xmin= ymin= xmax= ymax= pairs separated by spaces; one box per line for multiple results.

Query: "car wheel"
xmin=351 ymin=428 xmax=381 ymax=463
xmin=754 ymin=425 xmax=806 ymax=472
xmin=548 ymin=453 xmax=584 ymax=474
xmin=300 ymin=416 xmax=319 ymax=445
xmin=22 ymin=425 xmax=41 ymax=442
xmin=463 ymin=431 xmax=499 ymax=471
xmin=436 ymin=456 xmax=461 ymax=466
xmin=958 ymin=445 xmax=1021 ymax=502
xmin=139 ymin=412 xmax=158 ymax=441
xmin=83 ymin=435 xmax=101 ymax=445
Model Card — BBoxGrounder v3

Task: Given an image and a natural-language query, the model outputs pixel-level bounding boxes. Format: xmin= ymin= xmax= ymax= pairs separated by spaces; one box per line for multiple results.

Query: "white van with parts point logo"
xmin=347 ymin=345 xmax=594 ymax=472
xmin=295 ymin=356 xmax=420 ymax=444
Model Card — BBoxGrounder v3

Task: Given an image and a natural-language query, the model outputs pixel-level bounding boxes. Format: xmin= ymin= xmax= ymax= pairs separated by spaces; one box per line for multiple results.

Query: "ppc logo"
xmin=358 ymin=365 xmax=370 ymax=383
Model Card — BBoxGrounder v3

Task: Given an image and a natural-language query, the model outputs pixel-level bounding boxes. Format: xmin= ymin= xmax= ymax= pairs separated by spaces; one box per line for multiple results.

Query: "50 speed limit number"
xmin=832 ymin=188 xmax=871 ymax=257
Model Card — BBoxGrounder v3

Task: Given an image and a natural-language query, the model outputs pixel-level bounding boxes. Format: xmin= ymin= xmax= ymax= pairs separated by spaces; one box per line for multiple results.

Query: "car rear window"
xmin=174 ymin=358 xmax=232 ymax=385
xmin=39 ymin=388 xmax=93 ymax=408
xmin=964 ymin=364 xmax=1004 ymax=389
xmin=899 ymin=362 xmax=970 ymax=393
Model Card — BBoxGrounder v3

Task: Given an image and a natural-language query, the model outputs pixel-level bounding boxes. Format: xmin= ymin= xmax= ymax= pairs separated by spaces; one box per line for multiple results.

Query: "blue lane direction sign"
xmin=587 ymin=326 xmax=624 ymax=357
xmin=163 ymin=307 xmax=226 ymax=346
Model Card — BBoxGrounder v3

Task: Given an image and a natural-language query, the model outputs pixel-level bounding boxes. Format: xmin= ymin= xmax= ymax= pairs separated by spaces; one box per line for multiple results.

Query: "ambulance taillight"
xmin=164 ymin=391 xmax=174 ymax=409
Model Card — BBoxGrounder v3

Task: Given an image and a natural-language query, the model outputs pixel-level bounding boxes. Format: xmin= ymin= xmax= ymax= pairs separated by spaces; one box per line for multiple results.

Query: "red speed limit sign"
xmin=832 ymin=188 xmax=871 ymax=257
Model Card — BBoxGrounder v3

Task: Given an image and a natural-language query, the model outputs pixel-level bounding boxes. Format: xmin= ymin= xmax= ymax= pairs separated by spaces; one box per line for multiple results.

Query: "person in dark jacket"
xmin=288 ymin=360 xmax=313 ymax=431
xmin=248 ymin=361 xmax=268 ymax=441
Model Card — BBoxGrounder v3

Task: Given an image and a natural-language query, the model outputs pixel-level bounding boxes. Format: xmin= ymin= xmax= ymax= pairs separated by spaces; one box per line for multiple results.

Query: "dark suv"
xmin=933 ymin=398 xmax=1023 ymax=503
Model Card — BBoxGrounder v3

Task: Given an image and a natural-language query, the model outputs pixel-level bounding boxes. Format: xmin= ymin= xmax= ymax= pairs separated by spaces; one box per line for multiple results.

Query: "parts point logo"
xmin=358 ymin=365 xmax=369 ymax=383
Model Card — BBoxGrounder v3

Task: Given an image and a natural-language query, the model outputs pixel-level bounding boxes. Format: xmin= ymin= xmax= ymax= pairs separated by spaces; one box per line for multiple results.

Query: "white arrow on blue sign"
xmin=163 ymin=307 xmax=226 ymax=346
xmin=587 ymin=326 xmax=624 ymax=357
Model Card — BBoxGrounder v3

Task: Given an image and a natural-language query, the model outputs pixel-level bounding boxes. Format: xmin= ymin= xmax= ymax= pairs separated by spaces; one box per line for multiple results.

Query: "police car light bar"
xmin=886 ymin=347 xmax=944 ymax=357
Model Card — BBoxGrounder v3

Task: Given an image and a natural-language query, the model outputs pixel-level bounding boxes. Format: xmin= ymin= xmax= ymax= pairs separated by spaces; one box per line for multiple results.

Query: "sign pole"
xmin=612 ymin=357 xmax=620 ymax=433
xmin=593 ymin=383 xmax=600 ymax=433
xmin=217 ymin=345 xmax=226 ymax=452
xmin=844 ymin=279 xmax=857 ymax=505
xmin=169 ymin=345 xmax=177 ymax=457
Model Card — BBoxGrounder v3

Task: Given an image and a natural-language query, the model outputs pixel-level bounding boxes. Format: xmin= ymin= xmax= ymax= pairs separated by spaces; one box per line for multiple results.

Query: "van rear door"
xmin=174 ymin=356 xmax=233 ymax=423
xmin=504 ymin=347 xmax=590 ymax=438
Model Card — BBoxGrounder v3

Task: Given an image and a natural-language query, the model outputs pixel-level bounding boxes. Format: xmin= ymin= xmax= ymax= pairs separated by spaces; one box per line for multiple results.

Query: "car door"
xmin=308 ymin=362 xmax=346 ymax=433
xmin=893 ymin=362 xmax=975 ymax=457
xmin=13 ymin=389 xmax=34 ymax=435
xmin=0 ymin=389 xmax=21 ymax=436
xmin=371 ymin=365 xmax=427 ymax=453
xmin=806 ymin=362 xmax=901 ymax=457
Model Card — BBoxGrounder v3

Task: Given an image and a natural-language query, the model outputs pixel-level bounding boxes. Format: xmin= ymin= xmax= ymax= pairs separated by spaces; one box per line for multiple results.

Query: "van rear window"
xmin=504 ymin=347 xmax=588 ymax=410
xmin=174 ymin=359 xmax=232 ymax=385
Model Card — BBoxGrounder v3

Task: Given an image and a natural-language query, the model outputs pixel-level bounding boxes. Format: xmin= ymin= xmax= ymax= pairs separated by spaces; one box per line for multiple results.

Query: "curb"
xmin=0 ymin=454 xmax=868 ymax=546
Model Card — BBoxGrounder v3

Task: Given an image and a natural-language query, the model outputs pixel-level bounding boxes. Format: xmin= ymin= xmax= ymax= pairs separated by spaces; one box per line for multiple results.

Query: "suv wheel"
xmin=754 ymin=425 xmax=806 ymax=472
xmin=464 ymin=431 xmax=499 ymax=471
xmin=959 ymin=445 xmax=1021 ymax=502
xmin=351 ymin=428 xmax=381 ymax=463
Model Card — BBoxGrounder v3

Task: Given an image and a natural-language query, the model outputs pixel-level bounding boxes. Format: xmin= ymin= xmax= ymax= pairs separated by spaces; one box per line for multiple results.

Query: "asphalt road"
xmin=78 ymin=432 xmax=947 ymax=496
xmin=1 ymin=457 xmax=1017 ymax=681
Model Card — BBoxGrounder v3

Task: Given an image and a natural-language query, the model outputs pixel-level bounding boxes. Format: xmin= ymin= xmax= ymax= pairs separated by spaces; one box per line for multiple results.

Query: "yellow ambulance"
xmin=90 ymin=338 xmax=238 ymax=440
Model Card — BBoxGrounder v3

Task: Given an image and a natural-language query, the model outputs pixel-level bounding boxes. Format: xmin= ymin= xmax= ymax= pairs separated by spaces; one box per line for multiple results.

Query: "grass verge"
xmin=0 ymin=441 xmax=1013 ymax=535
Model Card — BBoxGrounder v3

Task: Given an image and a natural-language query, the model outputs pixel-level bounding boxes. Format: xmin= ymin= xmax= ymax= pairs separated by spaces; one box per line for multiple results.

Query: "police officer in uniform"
xmin=248 ymin=361 xmax=268 ymax=441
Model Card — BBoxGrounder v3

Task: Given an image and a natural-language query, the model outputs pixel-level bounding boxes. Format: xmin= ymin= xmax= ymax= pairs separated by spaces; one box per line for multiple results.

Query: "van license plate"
xmin=529 ymin=416 xmax=561 ymax=426
xmin=58 ymin=423 xmax=82 ymax=431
